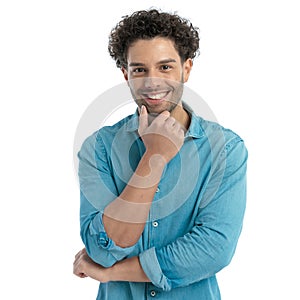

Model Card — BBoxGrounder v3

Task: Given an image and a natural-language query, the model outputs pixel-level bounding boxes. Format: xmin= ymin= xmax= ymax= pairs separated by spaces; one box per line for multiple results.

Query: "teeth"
xmin=146 ymin=92 xmax=168 ymax=100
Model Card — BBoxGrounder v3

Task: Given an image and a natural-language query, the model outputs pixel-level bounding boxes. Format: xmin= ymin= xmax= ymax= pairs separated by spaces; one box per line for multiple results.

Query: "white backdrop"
xmin=1 ymin=1 xmax=299 ymax=299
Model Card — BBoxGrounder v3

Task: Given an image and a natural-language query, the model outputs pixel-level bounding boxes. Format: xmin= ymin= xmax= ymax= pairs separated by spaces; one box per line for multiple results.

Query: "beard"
xmin=128 ymin=75 xmax=184 ymax=116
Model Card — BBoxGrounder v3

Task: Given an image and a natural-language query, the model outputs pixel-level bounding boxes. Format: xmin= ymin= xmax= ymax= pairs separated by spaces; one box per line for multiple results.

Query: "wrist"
xmin=143 ymin=150 xmax=167 ymax=168
xmin=128 ymin=151 xmax=165 ymax=189
xmin=108 ymin=257 xmax=150 ymax=282
xmin=141 ymin=151 xmax=167 ymax=177
xmin=95 ymin=265 xmax=111 ymax=283
xmin=109 ymin=261 xmax=120 ymax=282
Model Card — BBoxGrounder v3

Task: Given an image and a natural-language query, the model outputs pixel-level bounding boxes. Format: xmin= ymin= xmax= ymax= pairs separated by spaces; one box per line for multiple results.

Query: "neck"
xmin=171 ymin=102 xmax=191 ymax=131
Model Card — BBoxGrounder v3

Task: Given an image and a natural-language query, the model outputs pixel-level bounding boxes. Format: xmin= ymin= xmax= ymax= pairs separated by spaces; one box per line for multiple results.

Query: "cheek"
xmin=128 ymin=79 xmax=143 ymax=93
xmin=172 ymin=69 xmax=185 ymax=82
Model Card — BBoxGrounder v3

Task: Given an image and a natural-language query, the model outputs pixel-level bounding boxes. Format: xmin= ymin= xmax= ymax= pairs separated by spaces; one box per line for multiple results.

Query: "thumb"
xmin=138 ymin=105 xmax=148 ymax=134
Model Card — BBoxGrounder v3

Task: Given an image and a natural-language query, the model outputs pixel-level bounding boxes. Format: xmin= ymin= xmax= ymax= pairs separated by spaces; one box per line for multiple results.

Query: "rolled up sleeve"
xmin=78 ymin=132 xmax=137 ymax=267
xmin=139 ymin=247 xmax=171 ymax=291
xmin=81 ymin=201 xmax=137 ymax=267
xmin=139 ymin=138 xmax=248 ymax=291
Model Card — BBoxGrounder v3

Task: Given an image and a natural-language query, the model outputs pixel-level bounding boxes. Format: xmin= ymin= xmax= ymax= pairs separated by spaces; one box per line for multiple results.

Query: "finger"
xmin=138 ymin=105 xmax=148 ymax=134
xmin=74 ymin=251 xmax=81 ymax=260
xmin=73 ymin=256 xmax=80 ymax=268
xmin=74 ymin=248 xmax=84 ymax=260
xmin=73 ymin=262 xmax=81 ymax=276
xmin=154 ymin=110 xmax=170 ymax=123
xmin=73 ymin=258 xmax=88 ymax=278
xmin=74 ymin=269 xmax=87 ymax=278
xmin=173 ymin=121 xmax=182 ymax=131
xmin=161 ymin=110 xmax=170 ymax=118
xmin=164 ymin=116 xmax=176 ymax=127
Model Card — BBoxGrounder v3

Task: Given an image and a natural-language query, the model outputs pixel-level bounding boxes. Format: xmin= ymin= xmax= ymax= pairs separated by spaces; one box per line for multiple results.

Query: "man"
xmin=73 ymin=9 xmax=248 ymax=299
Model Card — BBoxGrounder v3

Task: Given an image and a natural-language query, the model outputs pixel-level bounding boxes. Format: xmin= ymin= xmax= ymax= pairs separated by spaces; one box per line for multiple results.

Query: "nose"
xmin=144 ymin=74 xmax=161 ymax=89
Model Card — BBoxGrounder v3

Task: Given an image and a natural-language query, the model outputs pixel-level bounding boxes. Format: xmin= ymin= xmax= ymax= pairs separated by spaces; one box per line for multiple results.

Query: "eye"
xmin=160 ymin=65 xmax=172 ymax=71
xmin=132 ymin=67 xmax=146 ymax=73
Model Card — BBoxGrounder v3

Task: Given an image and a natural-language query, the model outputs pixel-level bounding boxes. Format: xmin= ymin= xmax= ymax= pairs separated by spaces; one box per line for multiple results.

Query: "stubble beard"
xmin=130 ymin=76 xmax=185 ymax=116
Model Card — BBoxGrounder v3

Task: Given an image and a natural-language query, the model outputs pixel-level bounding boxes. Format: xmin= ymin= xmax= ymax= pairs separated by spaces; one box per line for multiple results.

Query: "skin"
xmin=123 ymin=37 xmax=192 ymax=128
xmin=74 ymin=36 xmax=193 ymax=282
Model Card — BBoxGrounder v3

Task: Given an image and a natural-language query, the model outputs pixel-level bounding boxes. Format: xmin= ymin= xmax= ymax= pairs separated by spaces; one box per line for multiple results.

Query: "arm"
xmin=76 ymin=138 xmax=247 ymax=287
xmin=103 ymin=106 xmax=184 ymax=247
xmin=79 ymin=106 xmax=184 ymax=266
xmin=102 ymin=150 xmax=165 ymax=248
xmin=73 ymin=248 xmax=150 ymax=283
xmin=138 ymin=138 xmax=248 ymax=291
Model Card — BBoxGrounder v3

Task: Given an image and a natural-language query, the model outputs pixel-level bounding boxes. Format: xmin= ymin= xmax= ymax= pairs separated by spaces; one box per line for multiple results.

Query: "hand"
xmin=138 ymin=105 xmax=184 ymax=163
xmin=73 ymin=248 xmax=110 ymax=282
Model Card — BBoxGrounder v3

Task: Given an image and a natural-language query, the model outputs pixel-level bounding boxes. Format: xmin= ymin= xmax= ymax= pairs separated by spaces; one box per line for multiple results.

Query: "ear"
xmin=183 ymin=58 xmax=193 ymax=82
xmin=121 ymin=66 xmax=129 ymax=81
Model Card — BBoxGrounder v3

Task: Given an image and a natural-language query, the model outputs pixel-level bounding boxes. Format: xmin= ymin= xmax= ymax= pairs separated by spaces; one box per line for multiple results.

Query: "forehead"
xmin=127 ymin=37 xmax=180 ymax=63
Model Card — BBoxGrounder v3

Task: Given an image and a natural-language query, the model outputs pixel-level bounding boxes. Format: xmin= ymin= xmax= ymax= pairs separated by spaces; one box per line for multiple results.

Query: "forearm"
xmin=103 ymin=151 xmax=166 ymax=248
xmin=139 ymin=142 xmax=247 ymax=291
xmin=110 ymin=256 xmax=150 ymax=282
xmin=74 ymin=248 xmax=149 ymax=283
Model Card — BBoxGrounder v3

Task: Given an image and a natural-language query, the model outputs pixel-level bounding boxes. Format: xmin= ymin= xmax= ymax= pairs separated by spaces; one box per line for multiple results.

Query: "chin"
xmin=136 ymin=98 xmax=178 ymax=114
xmin=146 ymin=105 xmax=170 ymax=115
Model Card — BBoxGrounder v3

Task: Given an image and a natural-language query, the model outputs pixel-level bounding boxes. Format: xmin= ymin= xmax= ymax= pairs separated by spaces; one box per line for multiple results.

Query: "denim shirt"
xmin=78 ymin=104 xmax=248 ymax=300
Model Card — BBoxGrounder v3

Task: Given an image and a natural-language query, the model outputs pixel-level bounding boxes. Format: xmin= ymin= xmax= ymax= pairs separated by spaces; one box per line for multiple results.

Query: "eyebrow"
xmin=128 ymin=58 xmax=177 ymax=67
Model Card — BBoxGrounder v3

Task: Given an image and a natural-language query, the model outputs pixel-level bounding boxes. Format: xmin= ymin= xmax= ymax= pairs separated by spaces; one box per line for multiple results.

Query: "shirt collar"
xmin=125 ymin=101 xmax=204 ymax=139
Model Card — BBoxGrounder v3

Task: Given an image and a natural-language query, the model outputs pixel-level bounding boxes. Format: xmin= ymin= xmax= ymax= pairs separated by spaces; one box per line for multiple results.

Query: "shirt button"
xmin=150 ymin=290 xmax=156 ymax=297
xmin=156 ymin=187 xmax=160 ymax=193
xmin=152 ymin=221 xmax=158 ymax=227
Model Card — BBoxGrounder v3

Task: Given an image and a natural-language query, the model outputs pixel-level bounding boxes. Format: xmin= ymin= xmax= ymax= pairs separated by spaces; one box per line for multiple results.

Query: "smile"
xmin=142 ymin=91 xmax=169 ymax=100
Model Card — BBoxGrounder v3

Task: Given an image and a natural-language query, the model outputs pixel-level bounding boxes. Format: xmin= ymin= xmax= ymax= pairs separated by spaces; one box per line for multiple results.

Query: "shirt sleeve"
xmin=78 ymin=132 xmax=137 ymax=267
xmin=139 ymin=137 xmax=248 ymax=291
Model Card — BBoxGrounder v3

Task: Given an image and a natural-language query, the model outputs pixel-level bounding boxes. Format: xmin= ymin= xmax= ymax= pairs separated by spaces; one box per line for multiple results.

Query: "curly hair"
xmin=108 ymin=9 xmax=200 ymax=69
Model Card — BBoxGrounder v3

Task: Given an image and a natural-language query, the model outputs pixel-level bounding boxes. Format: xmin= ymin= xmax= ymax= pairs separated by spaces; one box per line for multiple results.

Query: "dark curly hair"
xmin=108 ymin=9 xmax=200 ymax=69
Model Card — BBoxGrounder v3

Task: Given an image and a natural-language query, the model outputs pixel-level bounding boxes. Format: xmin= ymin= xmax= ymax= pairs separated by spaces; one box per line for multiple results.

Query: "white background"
xmin=1 ymin=0 xmax=299 ymax=299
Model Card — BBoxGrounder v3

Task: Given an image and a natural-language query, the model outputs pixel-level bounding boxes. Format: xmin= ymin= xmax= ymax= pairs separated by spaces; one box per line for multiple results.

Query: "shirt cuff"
xmin=139 ymin=247 xmax=171 ymax=291
xmin=89 ymin=213 xmax=136 ymax=261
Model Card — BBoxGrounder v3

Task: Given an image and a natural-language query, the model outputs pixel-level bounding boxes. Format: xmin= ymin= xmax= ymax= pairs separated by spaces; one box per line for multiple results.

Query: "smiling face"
xmin=122 ymin=37 xmax=193 ymax=115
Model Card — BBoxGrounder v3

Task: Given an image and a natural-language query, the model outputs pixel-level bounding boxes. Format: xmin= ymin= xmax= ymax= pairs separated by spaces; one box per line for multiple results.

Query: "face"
xmin=122 ymin=37 xmax=193 ymax=115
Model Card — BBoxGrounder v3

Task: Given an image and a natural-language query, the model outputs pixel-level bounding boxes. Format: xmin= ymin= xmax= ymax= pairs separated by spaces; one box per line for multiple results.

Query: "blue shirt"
xmin=78 ymin=103 xmax=248 ymax=299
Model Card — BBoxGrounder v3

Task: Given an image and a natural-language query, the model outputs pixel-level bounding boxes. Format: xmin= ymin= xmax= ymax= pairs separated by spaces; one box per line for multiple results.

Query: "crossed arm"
xmin=73 ymin=248 xmax=150 ymax=283
xmin=73 ymin=107 xmax=248 ymax=288
xmin=74 ymin=106 xmax=184 ymax=283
